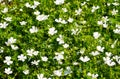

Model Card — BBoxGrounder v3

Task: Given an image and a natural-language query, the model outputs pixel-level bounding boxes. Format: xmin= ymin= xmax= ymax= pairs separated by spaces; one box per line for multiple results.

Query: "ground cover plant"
xmin=0 ymin=0 xmax=120 ymax=79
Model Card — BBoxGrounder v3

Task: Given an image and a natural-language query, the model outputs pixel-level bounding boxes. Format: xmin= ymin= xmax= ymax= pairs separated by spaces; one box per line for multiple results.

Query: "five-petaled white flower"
xmin=5 ymin=37 xmax=16 ymax=46
xmin=18 ymin=54 xmax=27 ymax=62
xmin=4 ymin=68 xmax=13 ymax=75
xmin=23 ymin=69 xmax=29 ymax=75
xmin=41 ymin=56 xmax=48 ymax=62
xmin=48 ymin=27 xmax=57 ymax=35
xmin=20 ymin=21 xmax=27 ymax=25
xmin=96 ymin=46 xmax=104 ymax=52
xmin=31 ymin=60 xmax=40 ymax=65
xmin=29 ymin=26 xmax=38 ymax=33
xmin=93 ymin=32 xmax=101 ymax=39
xmin=53 ymin=69 xmax=63 ymax=76
xmin=79 ymin=56 xmax=90 ymax=62
xmin=0 ymin=22 xmax=9 ymax=29
xmin=3 ymin=56 xmax=13 ymax=65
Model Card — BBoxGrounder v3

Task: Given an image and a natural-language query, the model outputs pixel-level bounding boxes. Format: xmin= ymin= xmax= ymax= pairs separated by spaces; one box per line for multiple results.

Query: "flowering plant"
xmin=0 ymin=0 xmax=120 ymax=79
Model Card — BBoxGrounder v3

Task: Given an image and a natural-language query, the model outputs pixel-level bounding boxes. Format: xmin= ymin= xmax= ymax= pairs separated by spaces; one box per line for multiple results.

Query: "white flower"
xmin=29 ymin=26 xmax=38 ymax=33
xmin=41 ymin=56 xmax=48 ymax=62
xmin=111 ymin=9 xmax=118 ymax=15
xmin=0 ymin=22 xmax=8 ymax=29
xmin=4 ymin=17 xmax=12 ymax=22
xmin=27 ymin=49 xmax=34 ymax=56
xmin=112 ymin=2 xmax=119 ymax=6
xmin=54 ymin=0 xmax=64 ymax=5
xmin=31 ymin=60 xmax=40 ymax=65
xmin=113 ymin=56 xmax=120 ymax=64
xmin=5 ymin=37 xmax=16 ymax=46
xmin=102 ymin=16 xmax=109 ymax=22
xmin=48 ymin=27 xmax=57 ymax=35
xmin=18 ymin=54 xmax=27 ymax=62
xmin=20 ymin=21 xmax=27 ymax=25
xmin=79 ymin=56 xmax=90 ymax=62
xmin=34 ymin=1 xmax=40 ymax=6
xmin=25 ymin=2 xmax=31 ymax=8
xmin=73 ymin=62 xmax=79 ymax=65
xmin=79 ymin=48 xmax=85 ymax=54
xmin=113 ymin=29 xmax=120 ymax=34
xmin=23 ymin=70 xmax=29 ymax=75
xmin=75 ymin=8 xmax=82 ymax=15
xmin=55 ymin=18 xmax=67 ymax=24
xmin=91 ymin=6 xmax=100 ymax=12
xmin=103 ymin=57 xmax=116 ymax=66
xmin=19 ymin=8 xmax=23 ymax=11
xmin=1 ymin=7 xmax=8 ymax=13
xmin=27 ymin=49 xmax=39 ymax=56
xmin=87 ymin=72 xmax=92 ymax=76
xmin=62 ymin=8 xmax=68 ymax=12
xmin=92 ymin=74 xmax=99 ymax=78
xmin=81 ymin=2 xmax=86 ymax=6
xmin=68 ymin=18 xmax=74 ymax=23
xmin=37 ymin=74 xmax=47 ymax=79
xmin=97 ymin=20 xmax=103 ymax=25
xmin=113 ymin=24 xmax=120 ymax=34
xmin=53 ymin=69 xmax=63 ymax=76
xmin=96 ymin=46 xmax=104 ymax=52
xmin=71 ymin=29 xmax=79 ymax=35
xmin=64 ymin=66 xmax=72 ymax=75
xmin=11 ymin=45 xmax=19 ymax=50
xmin=56 ymin=35 xmax=64 ymax=44
xmin=36 ymin=14 xmax=49 ymax=21
xmin=4 ymin=68 xmax=12 ymax=75
xmin=54 ymin=52 xmax=64 ymax=61
xmin=103 ymin=23 xmax=108 ymax=28
xmin=34 ymin=11 xmax=40 ymax=15
xmin=93 ymin=32 xmax=101 ymax=39
xmin=63 ymin=43 xmax=69 ymax=48
xmin=90 ymin=51 xmax=100 ymax=56
xmin=61 ymin=20 xmax=67 ymax=24
xmin=3 ymin=56 xmax=13 ymax=65
xmin=105 ymin=52 xmax=112 ymax=57
xmin=33 ymin=51 xmax=39 ymax=56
